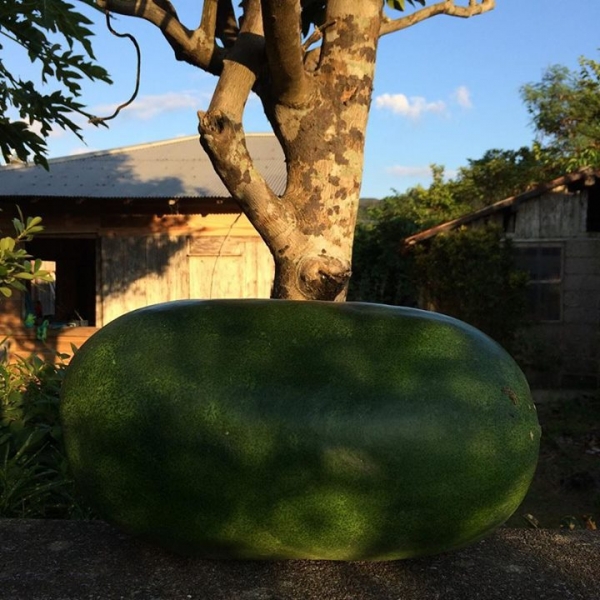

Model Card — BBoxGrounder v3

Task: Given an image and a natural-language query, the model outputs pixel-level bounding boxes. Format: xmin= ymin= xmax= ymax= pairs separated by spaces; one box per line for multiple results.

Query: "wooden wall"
xmin=509 ymin=190 xmax=600 ymax=390
xmin=188 ymin=236 xmax=274 ymax=300
xmin=514 ymin=191 xmax=587 ymax=239
xmin=1 ymin=210 xmax=274 ymax=361
xmin=100 ymin=234 xmax=189 ymax=325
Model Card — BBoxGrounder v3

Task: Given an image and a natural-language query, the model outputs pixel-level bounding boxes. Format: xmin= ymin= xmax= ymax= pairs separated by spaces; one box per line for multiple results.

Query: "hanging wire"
xmin=209 ymin=212 xmax=243 ymax=298
xmin=88 ymin=10 xmax=141 ymax=125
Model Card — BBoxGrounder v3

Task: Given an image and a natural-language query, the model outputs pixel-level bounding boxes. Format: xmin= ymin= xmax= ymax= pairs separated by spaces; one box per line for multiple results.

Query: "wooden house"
xmin=405 ymin=167 xmax=600 ymax=392
xmin=0 ymin=134 xmax=284 ymax=360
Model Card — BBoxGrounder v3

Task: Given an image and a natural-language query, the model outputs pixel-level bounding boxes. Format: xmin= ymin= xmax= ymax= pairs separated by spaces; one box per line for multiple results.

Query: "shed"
xmin=405 ymin=167 xmax=600 ymax=391
xmin=0 ymin=134 xmax=285 ymax=359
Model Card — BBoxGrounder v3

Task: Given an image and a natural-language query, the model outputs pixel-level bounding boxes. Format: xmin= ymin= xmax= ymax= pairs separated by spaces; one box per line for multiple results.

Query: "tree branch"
xmin=198 ymin=0 xmax=219 ymax=41
xmin=198 ymin=0 xmax=294 ymax=248
xmin=215 ymin=0 xmax=239 ymax=48
xmin=203 ymin=0 xmax=264 ymax=121
xmin=198 ymin=111 xmax=296 ymax=252
xmin=260 ymin=0 xmax=314 ymax=106
xmin=380 ymin=0 xmax=495 ymax=37
xmin=97 ymin=0 xmax=224 ymax=73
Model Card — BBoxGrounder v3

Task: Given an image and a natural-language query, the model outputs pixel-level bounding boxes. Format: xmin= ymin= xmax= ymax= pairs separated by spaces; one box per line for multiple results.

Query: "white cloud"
xmin=452 ymin=85 xmax=473 ymax=109
xmin=375 ymin=93 xmax=446 ymax=119
xmin=386 ymin=165 xmax=433 ymax=178
xmin=386 ymin=165 xmax=459 ymax=180
xmin=91 ymin=91 xmax=210 ymax=121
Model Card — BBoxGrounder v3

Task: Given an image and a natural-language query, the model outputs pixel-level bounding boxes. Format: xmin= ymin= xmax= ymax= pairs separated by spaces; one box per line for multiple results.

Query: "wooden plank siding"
xmin=188 ymin=236 xmax=274 ymax=300
xmin=101 ymin=234 xmax=189 ymax=326
xmin=514 ymin=192 xmax=586 ymax=239
xmin=1 ymin=212 xmax=274 ymax=362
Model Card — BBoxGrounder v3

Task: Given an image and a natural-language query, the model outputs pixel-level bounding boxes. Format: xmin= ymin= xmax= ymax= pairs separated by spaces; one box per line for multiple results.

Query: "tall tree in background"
xmin=96 ymin=0 xmax=495 ymax=301
xmin=0 ymin=0 xmax=112 ymax=168
xmin=521 ymin=55 xmax=600 ymax=172
xmin=453 ymin=147 xmax=552 ymax=208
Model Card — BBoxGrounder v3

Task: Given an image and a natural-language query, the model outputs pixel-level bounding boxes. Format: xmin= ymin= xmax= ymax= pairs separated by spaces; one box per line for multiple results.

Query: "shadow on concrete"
xmin=0 ymin=520 xmax=598 ymax=600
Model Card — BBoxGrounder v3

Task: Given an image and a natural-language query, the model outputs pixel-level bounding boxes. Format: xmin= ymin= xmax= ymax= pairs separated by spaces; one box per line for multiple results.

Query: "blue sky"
xmin=12 ymin=0 xmax=600 ymax=199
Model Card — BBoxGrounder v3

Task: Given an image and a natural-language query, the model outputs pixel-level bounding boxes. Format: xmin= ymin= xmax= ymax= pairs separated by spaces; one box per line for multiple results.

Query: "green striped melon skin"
xmin=60 ymin=300 xmax=540 ymax=560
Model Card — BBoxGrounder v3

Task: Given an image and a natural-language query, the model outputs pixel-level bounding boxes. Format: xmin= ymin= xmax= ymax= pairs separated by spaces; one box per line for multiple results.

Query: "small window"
xmin=29 ymin=261 xmax=56 ymax=322
xmin=586 ymin=183 xmax=600 ymax=232
xmin=514 ymin=245 xmax=562 ymax=322
xmin=25 ymin=237 xmax=97 ymax=326
xmin=502 ymin=210 xmax=516 ymax=234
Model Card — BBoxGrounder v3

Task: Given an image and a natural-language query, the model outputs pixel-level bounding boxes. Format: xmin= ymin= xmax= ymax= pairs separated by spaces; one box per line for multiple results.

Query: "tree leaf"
xmin=386 ymin=0 xmax=406 ymax=11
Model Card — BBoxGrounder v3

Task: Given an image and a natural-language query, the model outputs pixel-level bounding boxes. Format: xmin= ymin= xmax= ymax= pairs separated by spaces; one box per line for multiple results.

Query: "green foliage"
xmin=393 ymin=164 xmax=472 ymax=229
xmin=350 ymin=165 xmax=471 ymax=305
xmin=453 ymin=146 xmax=558 ymax=210
xmin=413 ymin=226 xmax=528 ymax=349
xmin=0 ymin=350 xmax=92 ymax=518
xmin=386 ymin=0 xmax=426 ymax=12
xmin=521 ymin=55 xmax=600 ymax=171
xmin=365 ymin=165 xmax=470 ymax=230
xmin=0 ymin=0 xmax=111 ymax=168
xmin=0 ymin=210 xmax=52 ymax=298
xmin=349 ymin=214 xmax=418 ymax=305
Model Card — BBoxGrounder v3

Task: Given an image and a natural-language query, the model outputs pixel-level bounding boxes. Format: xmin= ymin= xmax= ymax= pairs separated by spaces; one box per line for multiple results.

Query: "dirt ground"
xmin=506 ymin=392 xmax=600 ymax=529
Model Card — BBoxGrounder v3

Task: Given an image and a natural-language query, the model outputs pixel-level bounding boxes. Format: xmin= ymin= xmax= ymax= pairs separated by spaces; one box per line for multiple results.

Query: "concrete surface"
xmin=0 ymin=520 xmax=598 ymax=600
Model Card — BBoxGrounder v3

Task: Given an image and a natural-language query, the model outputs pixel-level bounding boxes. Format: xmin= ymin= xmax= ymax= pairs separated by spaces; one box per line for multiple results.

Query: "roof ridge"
xmin=1 ymin=133 xmax=277 ymax=170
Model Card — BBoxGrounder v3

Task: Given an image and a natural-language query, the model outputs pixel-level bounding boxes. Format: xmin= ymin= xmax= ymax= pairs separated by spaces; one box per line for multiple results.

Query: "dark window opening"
xmin=514 ymin=245 xmax=562 ymax=322
xmin=26 ymin=238 xmax=97 ymax=326
xmin=586 ymin=183 xmax=600 ymax=232
xmin=502 ymin=210 xmax=516 ymax=234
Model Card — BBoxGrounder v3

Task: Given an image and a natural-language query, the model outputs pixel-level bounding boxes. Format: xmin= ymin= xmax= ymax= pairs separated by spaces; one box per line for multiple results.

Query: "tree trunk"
xmin=98 ymin=1 xmax=496 ymax=302
xmin=198 ymin=0 xmax=382 ymax=301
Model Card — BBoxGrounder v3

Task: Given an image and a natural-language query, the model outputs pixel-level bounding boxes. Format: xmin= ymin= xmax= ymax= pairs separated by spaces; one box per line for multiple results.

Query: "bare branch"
xmin=198 ymin=0 xmax=219 ymax=40
xmin=199 ymin=111 xmax=295 ymax=246
xmin=198 ymin=1 xmax=300 ymax=256
xmin=215 ymin=0 xmax=239 ymax=47
xmin=98 ymin=0 xmax=224 ymax=73
xmin=203 ymin=0 xmax=264 ymax=121
xmin=380 ymin=0 xmax=495 ymax=37
xmin=261 ymin=0 xmax=314 ymax=106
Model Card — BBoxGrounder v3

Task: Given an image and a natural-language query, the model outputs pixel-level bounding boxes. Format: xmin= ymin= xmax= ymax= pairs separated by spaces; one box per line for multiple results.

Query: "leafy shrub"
xmin=413 ymin=226 xmax=529 ymax=351
xmin=349 ymin=216 xmax=419 ymax=306
xmin=0 ymin=349 xmax=92 ymax=518
xmin=0 ymin=209 xmax=51 ymax=298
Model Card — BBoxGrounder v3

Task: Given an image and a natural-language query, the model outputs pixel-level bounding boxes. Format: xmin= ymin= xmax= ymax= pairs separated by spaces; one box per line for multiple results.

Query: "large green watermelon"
xmin=60 ymin=300 xmax=540 ymax=560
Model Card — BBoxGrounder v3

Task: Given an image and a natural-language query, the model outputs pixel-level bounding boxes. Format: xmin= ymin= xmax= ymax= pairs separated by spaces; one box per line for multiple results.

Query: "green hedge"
xmin=414 ymin=226 xmax=528 ymax=351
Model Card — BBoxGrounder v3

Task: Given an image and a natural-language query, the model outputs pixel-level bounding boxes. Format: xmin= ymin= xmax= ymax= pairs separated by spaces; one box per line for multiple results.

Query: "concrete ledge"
xmin=0 ymin=520 xmax=598 ymax=600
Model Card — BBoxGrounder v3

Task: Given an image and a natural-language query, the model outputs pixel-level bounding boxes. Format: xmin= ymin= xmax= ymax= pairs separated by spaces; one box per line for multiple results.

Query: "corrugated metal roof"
xmin=0 ymin=134 xmax=286 ymax=198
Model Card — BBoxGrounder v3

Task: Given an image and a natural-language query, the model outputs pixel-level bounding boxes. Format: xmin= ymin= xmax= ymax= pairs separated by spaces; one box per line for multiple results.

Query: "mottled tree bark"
xmin=97 ymin=0 xmax=495 ymax=300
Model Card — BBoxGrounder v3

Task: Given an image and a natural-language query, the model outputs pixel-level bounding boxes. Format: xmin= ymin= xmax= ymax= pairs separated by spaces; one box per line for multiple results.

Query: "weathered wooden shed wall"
xmin=505 ymin=189 xmax=600 ymax=389
xmin=405 ymin=172 xmax=600 ymax=392
xmin=0 ymin=134 xmax=283 ymax=362
xmin=0 ymin=211 xmax=274 ymax=360
xmin=513 ymin=192 xmax=587 ymax=239
xmin=99 ymin=214 xmax=273 ymax=325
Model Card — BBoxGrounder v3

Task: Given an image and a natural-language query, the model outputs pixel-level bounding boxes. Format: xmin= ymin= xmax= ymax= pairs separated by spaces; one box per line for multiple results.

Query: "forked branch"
xmin=380 ymin=0 xmax=495 ymax=36
xmin=198 ymin=0 xmax=291 ymax=246
xmin=97 ymin=0 xmax=224 ymax=73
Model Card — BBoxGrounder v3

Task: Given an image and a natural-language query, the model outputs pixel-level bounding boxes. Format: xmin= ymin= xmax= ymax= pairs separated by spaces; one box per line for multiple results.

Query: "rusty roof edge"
xmin=403 ymin=166 xmax=600 ymax=246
